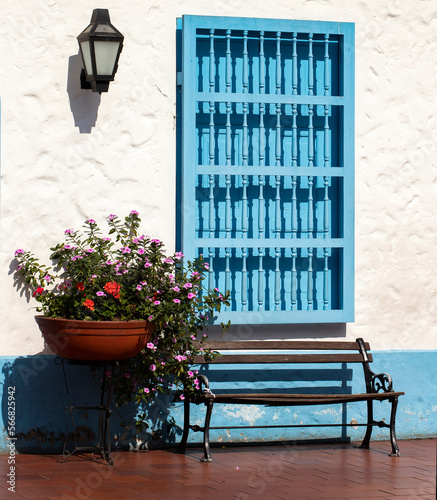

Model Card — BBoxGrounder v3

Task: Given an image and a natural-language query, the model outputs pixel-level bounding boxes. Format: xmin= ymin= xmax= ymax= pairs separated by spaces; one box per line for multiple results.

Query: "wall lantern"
xmin=77 ymin=9 xmax=124 ymax=93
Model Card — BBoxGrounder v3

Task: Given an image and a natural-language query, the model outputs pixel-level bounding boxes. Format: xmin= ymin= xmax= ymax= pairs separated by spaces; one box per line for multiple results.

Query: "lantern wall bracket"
xmin=80 ymin=69 xmax=109 ymax=93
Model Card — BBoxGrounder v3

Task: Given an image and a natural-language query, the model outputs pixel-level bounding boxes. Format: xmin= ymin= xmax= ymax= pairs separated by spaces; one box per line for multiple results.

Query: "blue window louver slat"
xmin=178 ymin=15 xmax=354 ymax=324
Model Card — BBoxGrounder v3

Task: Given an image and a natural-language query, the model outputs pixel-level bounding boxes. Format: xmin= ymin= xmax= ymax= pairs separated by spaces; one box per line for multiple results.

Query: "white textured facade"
xmin=1 ymin=0 xmax=437 ymax=354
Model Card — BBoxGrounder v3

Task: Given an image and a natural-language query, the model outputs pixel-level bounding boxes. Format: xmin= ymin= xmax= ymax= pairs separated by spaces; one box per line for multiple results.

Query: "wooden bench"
xmin=179 ymin=338 xmax=404 ymax=461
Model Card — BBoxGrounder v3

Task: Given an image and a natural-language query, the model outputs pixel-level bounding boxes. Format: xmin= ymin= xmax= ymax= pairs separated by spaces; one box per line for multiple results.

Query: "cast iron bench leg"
xmin=389 ymin=396 xmax=400 ymax=457
xmin=201 ymin=400 xmax=214 ymax=462
xmin=360 ymin=399 xmax=373 ymax=450
xmin=178 ymin=398 xmax=190 ymax=453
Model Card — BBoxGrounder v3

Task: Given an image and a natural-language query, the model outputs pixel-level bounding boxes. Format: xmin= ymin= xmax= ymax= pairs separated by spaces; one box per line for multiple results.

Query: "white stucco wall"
xmin=1 ymin=0 xmax=436 ymax=354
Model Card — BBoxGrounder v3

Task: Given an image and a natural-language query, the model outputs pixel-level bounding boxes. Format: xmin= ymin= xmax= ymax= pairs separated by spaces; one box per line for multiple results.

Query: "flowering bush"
xmin=13 ymin=210 xmax=230 ymax=430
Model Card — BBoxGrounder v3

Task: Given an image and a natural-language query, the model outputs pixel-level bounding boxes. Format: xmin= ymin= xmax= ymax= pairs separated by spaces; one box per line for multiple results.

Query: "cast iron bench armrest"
xmin=197 ymin=374 xmax=215 ymax=397
xmin=356 ymin=337 xmax=394 ymax=392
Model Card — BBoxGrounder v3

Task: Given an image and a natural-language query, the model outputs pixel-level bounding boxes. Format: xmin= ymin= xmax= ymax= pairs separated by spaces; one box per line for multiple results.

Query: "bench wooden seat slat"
xmin=193 ymin=340 xmax=371 ymax=351
xmin=192 ymin=353 xmax=373 ymax=364
xmin=200 ymin=392 xmax=405 ymax=406
xmin=180 ymin=338 xmax=403 ymax=462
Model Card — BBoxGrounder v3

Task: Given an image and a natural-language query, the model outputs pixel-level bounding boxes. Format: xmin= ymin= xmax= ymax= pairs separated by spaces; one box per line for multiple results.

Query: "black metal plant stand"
xmin=55 ymin=357 xmax=115 ymax=466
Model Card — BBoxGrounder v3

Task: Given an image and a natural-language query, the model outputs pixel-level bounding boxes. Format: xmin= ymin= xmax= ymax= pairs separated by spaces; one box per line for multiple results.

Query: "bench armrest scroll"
xmin=356 ymin=338 xmax=394 ymax=393
xmin=197 ymin=374 xmax=215 ymax=398
xmin=369 ymin=372 xmax=393 ymax=393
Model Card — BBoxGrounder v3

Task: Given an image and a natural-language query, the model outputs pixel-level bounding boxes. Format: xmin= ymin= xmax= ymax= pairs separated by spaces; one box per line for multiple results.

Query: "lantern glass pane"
xmin=96 ymin=24 xmax=116 ymax=34
xmin=94 ymin=41 xmax=120 ymax=75
xmin=80 ymin=41 xmax=93 ymax=76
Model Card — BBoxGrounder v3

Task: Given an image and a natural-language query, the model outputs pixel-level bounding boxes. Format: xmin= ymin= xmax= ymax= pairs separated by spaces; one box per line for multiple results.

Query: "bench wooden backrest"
xmin=191 ymin=339 xmax=372 ymax=365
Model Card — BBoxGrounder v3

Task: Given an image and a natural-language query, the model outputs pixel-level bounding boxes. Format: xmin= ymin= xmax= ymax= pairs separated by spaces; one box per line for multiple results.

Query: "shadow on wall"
xmin=191 ymin=361 xmax=354 ymax=443
xmin=0 ymin=356 xmax=180 ymax=454
xmin=67 ymin=53 xmax=100 ymax=133
xmin=205 ymin=322 xmax=347 ymax=341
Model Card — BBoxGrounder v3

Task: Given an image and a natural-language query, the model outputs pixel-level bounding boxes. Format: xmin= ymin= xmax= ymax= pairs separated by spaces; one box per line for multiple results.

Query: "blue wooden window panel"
xmin=177 ymin=15 xmax=354 ymax=324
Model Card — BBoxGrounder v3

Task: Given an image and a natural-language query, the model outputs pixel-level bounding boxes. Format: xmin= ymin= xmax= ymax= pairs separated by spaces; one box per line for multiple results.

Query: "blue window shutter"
xmin=178 ymin=15 xmax=354 ymax=324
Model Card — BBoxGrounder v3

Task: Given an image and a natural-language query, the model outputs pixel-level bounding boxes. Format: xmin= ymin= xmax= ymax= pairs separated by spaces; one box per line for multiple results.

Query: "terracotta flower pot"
xmin=35 ymin=316 xmax=154 ymax=361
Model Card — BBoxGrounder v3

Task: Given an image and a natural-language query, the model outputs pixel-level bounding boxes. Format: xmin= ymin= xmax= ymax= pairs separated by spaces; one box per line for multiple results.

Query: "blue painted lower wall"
xmin=1 ymin=351 xmax=436 ymax=453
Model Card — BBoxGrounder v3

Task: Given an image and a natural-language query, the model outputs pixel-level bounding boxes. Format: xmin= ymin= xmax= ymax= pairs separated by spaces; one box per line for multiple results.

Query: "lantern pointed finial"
xmin=90 ymin=8 xmax=111 ymax=24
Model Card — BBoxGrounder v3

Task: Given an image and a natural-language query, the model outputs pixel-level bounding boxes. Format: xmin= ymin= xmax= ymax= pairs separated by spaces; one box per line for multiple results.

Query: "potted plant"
xmin=13 ymin=210 xmax=230 ymax=423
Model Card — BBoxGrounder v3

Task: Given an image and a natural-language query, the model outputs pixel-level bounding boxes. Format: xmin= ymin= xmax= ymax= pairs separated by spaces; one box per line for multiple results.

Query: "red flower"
xmin=104 ymin=281 xmax=121 ymax=299
xmin=32 ymin=287 xmax=44 ymax=297
xmin=76 ymin=282 xmax=85 ymax=290
xmin=83 ymin=299 xmax=94 ymax=310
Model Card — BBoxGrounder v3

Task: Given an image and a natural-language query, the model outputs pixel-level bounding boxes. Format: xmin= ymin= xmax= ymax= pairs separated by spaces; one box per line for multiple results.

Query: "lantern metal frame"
xmin=77 ymin=9 xmax=124 ymax=93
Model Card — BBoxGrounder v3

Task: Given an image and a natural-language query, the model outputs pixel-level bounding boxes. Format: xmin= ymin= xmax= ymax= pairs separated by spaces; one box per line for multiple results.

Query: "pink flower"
xmin=138 ymin=248 xmax=145 ymax=254
xmin=145 ymin=262 xmax=152 ymax=268
xmin=107 ymin=214 xmax=117 ymax=221
xmin=64 ymin=229 xmax=73 ymax=235
xmin=14 ymin=249 xmax=24 ymax=256
xmin=136 ymin=285 xmax=143 ymax=291
xmin=44 ymin=275 xmax=51 ymax=283
xmin=146 ymin=342 xmax=157 ymax=351
xmin=121 ymin=246 xmax=131 ymax=254
xmin=144 ymin=387 xmax=150 ymax=394
xmin=85 ymin=219 xmax=96 ymax=224
xmin=130 ymin=210 xmax=139 ymax=216
xmin=123 ymin=373 xmax=131 ymax=378
xmin=149 ymin=364 xmax=156 ymax=372
xmin=151 ymin=239 xmax=161 ymax=245
xmin=102 ymin=237 xmax=111 ymax=242
xmin=183 ymin=283 xmax=193 ymax=289
xmin=173 ymin=299 xmax=181 ymax=303
xmin=174 ymin=252 xmax=184 ymax=260
xmin=96 ymin=291 xmax=107 ymax=297
xmin=154 ymin=300 xmax=161 ymax=305
xmin=172 ymin=286 xmax=180 ymax=292
xmin=179 ymin=395 xmax=185 ymax=400
xmin=187 ymin=371 xmax=194 ymax=378
xmin=187 ymin=292 xmax=196 ymax=299
xmin=164 ymin=258 xmax=174 ymax=264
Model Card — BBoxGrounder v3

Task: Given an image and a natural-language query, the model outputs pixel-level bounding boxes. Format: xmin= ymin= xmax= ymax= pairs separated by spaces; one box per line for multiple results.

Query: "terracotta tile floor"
xmin=0 ymin=439 xmax=435 ymax=499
